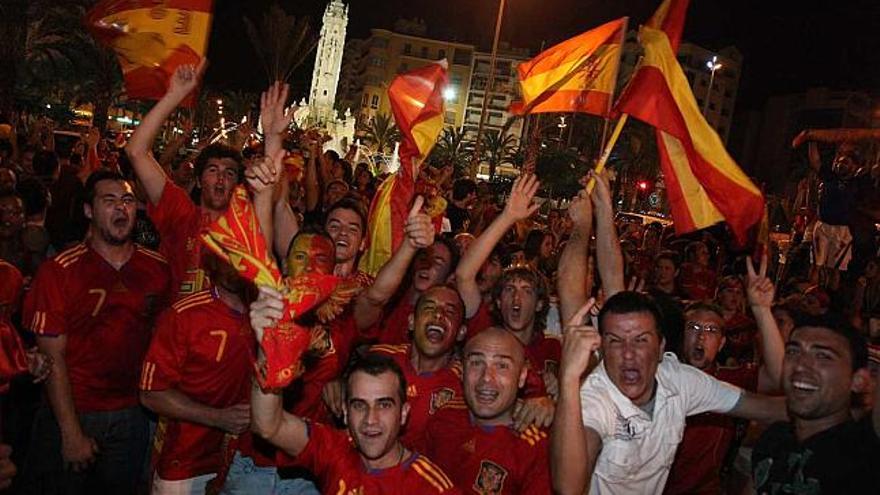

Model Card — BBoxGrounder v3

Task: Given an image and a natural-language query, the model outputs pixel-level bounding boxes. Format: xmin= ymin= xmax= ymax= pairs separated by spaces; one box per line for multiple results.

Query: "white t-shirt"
xmin=580 ymin=353 xmax=743 ymax=495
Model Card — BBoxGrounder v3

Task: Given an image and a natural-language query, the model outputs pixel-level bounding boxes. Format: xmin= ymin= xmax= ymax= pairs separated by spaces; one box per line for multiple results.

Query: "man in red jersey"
xmin=419 ymin=328 xmax=552 ymax=494
xmin=139 ymin=253 xmax=254 ymax=494
xmin=248 ymin=310 xmax=461 ymax=495
xmin=367 ymin=285 xmax=467 ymax=447
xmin=126 ymin=61 xmax=243 ymax=299
xmin=21 ymin=170 xmax=171 ymax=494
xmin=665 ymin=255 xmax=785 ymax=494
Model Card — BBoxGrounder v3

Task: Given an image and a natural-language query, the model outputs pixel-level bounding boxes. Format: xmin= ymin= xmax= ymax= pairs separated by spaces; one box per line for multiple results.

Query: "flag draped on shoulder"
xmin=511 ymin=17 xmax=626 ymax=117
xmin=615 ymin=0 xmax=763 ymax=242
xmin=86 ymin=0 xmax=213 ymax=106
xmin=359 ymin=61 xmax=448 ymax=277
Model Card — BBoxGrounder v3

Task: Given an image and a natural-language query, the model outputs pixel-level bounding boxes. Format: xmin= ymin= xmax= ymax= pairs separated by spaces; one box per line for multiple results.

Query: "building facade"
xmin=346 ymin=27 xmax=475 ymax=129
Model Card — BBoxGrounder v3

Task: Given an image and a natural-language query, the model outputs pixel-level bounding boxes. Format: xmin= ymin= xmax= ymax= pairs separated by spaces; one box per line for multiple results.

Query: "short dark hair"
xmin=492 ymin=266 xmax=550 ymax=332
xmin=598 ymin=291 xmax=665 ymax=338
xmin=523 ymin=228 xmax=552 ymax=260
xmin=452 ymin=178 xmax=477 ymax=201
xmin=324 ymin=196 xmax=368 ymax=233
xmin=791 ymin=312 xmax=868 ymax=371
xmin=84 ymin=170 xmax=130 ymax=205
xmin=337 ymin=159 xmax=353 ymax=184
xmin=16 ymin=178 xmax=50 ymax=216
xmin=430 ymin=235 xmax=460 ymax=276
xmin=655 ymin=250 xmax=680 ymax=268
xmin=344 ymin=353 xmax=408 ymax=404
xmin=32 ymin=150 xmax=59 ymax=179
xmin=683 ymin=301 xmax=725 ymax=330
xmin=193 ymin=143 xmax=243 ymax=182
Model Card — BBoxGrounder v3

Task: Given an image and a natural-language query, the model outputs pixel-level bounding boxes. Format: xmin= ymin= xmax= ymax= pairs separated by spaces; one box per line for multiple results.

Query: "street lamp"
xmin=469 ymin=0 xmax=508 ymax=177
xmin=442 ymin=86 xmax=457 ymax=102
xmin=702 ymin=55 xmax=722 ymax=116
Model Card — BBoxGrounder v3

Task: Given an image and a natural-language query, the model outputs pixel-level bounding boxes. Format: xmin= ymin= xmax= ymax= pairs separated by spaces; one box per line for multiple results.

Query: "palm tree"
xmin=431 ymin=127 xmax=471 ymax=175
xmin=0 ymin=0 xmax=30 ymax=120
xmin=244 ymin=2 xmax=318 ymax=83
xmin=362 ymin=113 xmax=400 ymax=155
xmin=481 ymin=130 xmax=519 ymax=180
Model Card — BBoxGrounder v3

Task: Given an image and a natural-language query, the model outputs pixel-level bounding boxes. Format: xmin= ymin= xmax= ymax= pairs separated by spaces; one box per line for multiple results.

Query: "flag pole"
xmin=586 ymin=113 xmax=628 ymax=192
xmin=598 ymin=17 xmax=629 ymax=152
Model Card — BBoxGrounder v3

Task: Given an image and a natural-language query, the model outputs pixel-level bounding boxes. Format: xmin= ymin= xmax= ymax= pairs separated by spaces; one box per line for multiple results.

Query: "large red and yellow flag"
xmin=86 ymin=0 xmax=213 ymax=106
xmin=511 ymin=17 xmax=626 ymax=117
xmin=360 ymin=61 xmax=447 ymax=276
xmin=615 ymin=0 xmax=763 ymax=242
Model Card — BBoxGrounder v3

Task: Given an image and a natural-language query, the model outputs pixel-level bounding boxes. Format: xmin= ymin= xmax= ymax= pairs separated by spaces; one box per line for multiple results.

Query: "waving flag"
xmin=360 ymin=61 xmax=448 ymax=276
xmin=615 ymin=0 xmax=763 ymax=242
xmin=86 ymin=0 xmax=213 ymax=106
xmin=201 ymin=186 xmax=338 ymax=389
xmin=511 ymin=17 xmax=626 ymax=117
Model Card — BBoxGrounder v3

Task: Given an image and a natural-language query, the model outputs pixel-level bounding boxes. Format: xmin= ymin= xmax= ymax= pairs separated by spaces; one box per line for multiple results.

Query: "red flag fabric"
xmin=201 ymin=186 xmax=338 ymax=389
xmin=360 ymin=62 xmax=447 ymax=276
xmin=511 ymin=18 xmax=626 ymax=117
xmin=614 ymin=1 xmax=764 ymax=242
xmin=86 ymin=0 xmax=213 ymax=106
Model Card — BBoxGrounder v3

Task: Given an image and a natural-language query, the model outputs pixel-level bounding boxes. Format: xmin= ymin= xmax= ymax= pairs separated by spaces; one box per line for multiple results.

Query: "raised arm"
xmin=245 ymin=150 xmax=285 ymax=254
xmin=78 ymin=128 xmax=102 ymax=183
xmin=746 ymin=254 xmax=785 ymax=393
xmin=125 ymin=60 xmax=207 ymax=205
xmin=557 ymin=189 xmax=592 ymax=326
xmin=304 ymin=140 xmax=321 ymax=212
xmin=157 ymin=120 xmax=192 ymax=172
xmin=455 ymin=174 xmax=539 ymax=318
xmin=354 ymin=197 xmax=435 ymax=330
xmin=590 ymin=171 xmax=625 ymax=298
xmin=552 ymin=300 xmax=602 ymax=495
xmin=249 ymin=286 xmax=310 ymax=456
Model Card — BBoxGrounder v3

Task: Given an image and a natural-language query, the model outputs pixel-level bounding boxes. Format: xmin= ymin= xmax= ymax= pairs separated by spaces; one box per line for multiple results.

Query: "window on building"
xmin=445 ymin=111 xmax=456 ymax=124
xmin=403 ymin=43 xmax=412 ymax=55
xmin=438 ymin=49 xmax=446 ymax=60
xmin=362 ymin=94 xmax=369 ymax=107
xmin=453 ymin=48 xmax=472 ymax=66
xmin=421 ymin=46 xmax=429 ymax=58
xmin=373 ymin=37 xmax=388 ymax=48
xmin=371 ymin=95 xmax=379 ymax=109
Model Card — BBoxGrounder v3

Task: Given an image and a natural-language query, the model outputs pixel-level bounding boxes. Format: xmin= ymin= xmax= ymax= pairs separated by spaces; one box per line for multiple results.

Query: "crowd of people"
xmin=0 ymin=62 xmax=877 ymax=495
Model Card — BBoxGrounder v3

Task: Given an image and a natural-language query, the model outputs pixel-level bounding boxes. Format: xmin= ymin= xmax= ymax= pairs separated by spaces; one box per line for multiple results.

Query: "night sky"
xmin=206 ymin=0 xmax=880 ymax=111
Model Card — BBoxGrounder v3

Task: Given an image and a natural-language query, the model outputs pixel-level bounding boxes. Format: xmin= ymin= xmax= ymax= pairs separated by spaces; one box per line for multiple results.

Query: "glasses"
xmin=686 ymin=321 xmax=722 ymax=336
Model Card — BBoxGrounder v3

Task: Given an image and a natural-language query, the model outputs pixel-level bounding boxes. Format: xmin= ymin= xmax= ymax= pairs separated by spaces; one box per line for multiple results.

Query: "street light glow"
xmin=442 ymin=86 xmax=456 ymax=101
xmin=706 ymin=56 xmax=722 ymax=71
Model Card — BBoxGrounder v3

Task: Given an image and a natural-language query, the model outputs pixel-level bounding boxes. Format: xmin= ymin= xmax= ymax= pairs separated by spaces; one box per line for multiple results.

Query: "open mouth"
xmin=112 ymin=216 xmax=129 ymax=227
xmin=791 ymin=380 xmax=819 ymax=392
xmin=416 ymin=271 xmax=431 ymax=281
xmin=621 ymin=368 xmax=641 ymax=384
xmin=690 ymin=345 xmax=705 ymax=361
xmin=474 ymin=388 xmax=499 ymax=404
xmin=425 ymin=324 xmax=446 ymax=343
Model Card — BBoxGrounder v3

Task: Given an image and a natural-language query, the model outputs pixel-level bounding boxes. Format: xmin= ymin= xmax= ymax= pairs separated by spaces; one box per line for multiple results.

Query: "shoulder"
xmin=171 ymin=290 xmax=214 ymax=314
xmin=514 ymin=424 xmax=549 ymax=449
xmin=52 ymin=243 xmax=89 ymax=270
xmin=368 ymin=343 xmax=410 ymax=357
xmin=409 ymin=454 xmax=457 ymax=493
xmin=133 ymin=244 xmax=170 ymax=266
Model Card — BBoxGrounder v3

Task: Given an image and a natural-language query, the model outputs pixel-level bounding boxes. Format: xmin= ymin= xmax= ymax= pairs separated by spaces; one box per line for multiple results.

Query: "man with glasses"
xmin=664 ymin=255 xmax=785 ymax=494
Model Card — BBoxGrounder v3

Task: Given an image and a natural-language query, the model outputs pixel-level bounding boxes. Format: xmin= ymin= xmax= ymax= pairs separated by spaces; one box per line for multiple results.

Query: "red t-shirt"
xmin=373 ymin=297 xmax=415 ymax=345
xmin=465 ymin=301 xmax=494 ymax=340
xmin=0 ymin=261 xmax=23 ymax=321
xmin=679 ymin=262 xmax=717 ymax=302
xmin=147 ymin=181 xmax=212 ymax=300
xmin=524 ymin=332 xmax=561 ymax=378
xmin=279 ymin=422 xmax=461 ymax=494
xmin=140 ymin=290 xmax=254 ymax=480
xmin=421 ymin=399 xmax=551 ymax=495
xmin=24 ymin=243 xmax=170 ymax=411
xmin=664 ymin=363 xmax=759 ymax=495
xmin=370 ymin=343 xmax=463 ymax=447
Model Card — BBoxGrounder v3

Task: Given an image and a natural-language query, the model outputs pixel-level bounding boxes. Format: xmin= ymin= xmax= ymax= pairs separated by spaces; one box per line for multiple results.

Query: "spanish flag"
xmin=86 ymin=0 xmax=213 ymax=106
xmin=615 ymin=0 xmax=763 ymax=242
xmin=511 ymin=17 xmax=626 ymax=117
xmin=359 ymin=61 xmax=447 ymax=276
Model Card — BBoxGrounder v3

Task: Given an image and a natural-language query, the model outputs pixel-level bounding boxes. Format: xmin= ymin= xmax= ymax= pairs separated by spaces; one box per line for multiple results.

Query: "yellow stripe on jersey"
xmin=140 ymin=362 xmax=156 ymax=390
xmin=412 ymin=460 xmax=448 ymax=492
xmin=30 ymin=311 xmax=47 ymax=334
xmin=369 ymin=344 xmax=408 ymax=355
xmin=57 ymin=244 xmax=88 ymax=268
xmin=414 ymin=457 xmax=454 ymax=490
xmin=135 ymin=245 xmax=169 ymax=264
xmin=172 ymin=292 xmax=213 ymax=313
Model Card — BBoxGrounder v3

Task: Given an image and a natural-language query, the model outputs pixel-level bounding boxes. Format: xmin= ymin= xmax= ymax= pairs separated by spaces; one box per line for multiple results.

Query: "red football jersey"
xmin=422 ymin=399 xmax=551 ymax=495
xmin=279 ymin=422 xmax=461 ymax=494
xmin=664 ymin=364 xmax=759 ymax=495
xmin=0 ymin=261 xmax=23 ymax=321
xmin=525 ymin=332 xmax=561 ymax=378
xmin=370 ymin=343 xmax=463 ymax=447
xmin=140 ymin=290 xmax=254 ymax=480
xmin=147 ymin=181 xmax=212 ymax=299
xmin=373 ymin=297 xmax=415 ymax=345
xmin=24 ymin=243 xmax=171 ymax=411
xmin=465 ymin=301 xmax=494 ymax=340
